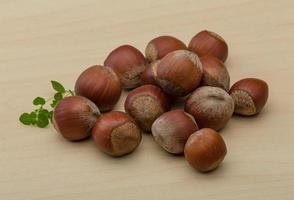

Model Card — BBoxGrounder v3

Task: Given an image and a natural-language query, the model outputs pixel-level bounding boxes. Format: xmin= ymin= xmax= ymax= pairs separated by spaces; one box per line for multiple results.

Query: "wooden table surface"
xmin=1 ymin=0 xmax=294 ymax=199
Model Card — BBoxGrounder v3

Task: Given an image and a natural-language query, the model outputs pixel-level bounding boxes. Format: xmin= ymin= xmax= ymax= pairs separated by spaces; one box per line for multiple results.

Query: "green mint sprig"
xmin=19 ymin=80 xmax=74 ymax=128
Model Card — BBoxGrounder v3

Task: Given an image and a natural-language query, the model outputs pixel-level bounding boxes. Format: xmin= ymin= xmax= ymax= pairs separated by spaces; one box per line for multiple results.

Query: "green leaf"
xmin=36 ymin=113 xmax=49 ymax=128
xmin=39 ymin=109 xmax=50 ymax=117
xmin=19 ymin=113 xmax=32 ymax=125
xmin=50 ymin=99 xmax=58 ymax=108
xmin=30 ymin=112 xmax=37 ymax=125
xmin=33 ymin=97 xmax=46 ymax=105
xmin=30 ymin=112 xmax=37 ymax=118
xmin=54 ymin=92 xmax=63 ymax=101
xmin=51 ymin=80 xmax=65 ymax=93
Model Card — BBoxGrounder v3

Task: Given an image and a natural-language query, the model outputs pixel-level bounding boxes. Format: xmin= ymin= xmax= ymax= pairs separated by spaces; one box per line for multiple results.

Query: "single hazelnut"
xmin=185 ymin=86 xmax=234 ymax=131
xmin=92 ymin=111 xmax=141 ymax=157
xmin=75 ymin=65 xmax=122 ymax=112
xmin=154 ymin=50 xmax=203 ymax=97
xmin=229 ymin=78 xmax=269 ymax=116
xmin=151 ymin=109 xmax=199 ymax=154
xmin=184 ymin=128 xmax=227 ymax=172
xmin=53 ymin=96 xmax=100 ymax=141
xmin=145 ymin=35 xmax=187 ymax=62
xmin=125 ymin=84 xmax=171 ymax=132
xmin=104 ymin=45 xmax=147 ymax=89
xmin=140 ymin=60 xmax=160 ymax=86
xmin=188 ymin=30 xmax=228 ymax=62
xmin=200 ymin=55 xmax=230 ymax=91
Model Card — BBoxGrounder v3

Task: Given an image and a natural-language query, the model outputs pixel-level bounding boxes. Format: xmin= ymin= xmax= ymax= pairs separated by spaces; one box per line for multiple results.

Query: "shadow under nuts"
xmin=151 ymin=109 xmax=199 ymax=154
xmin=92 ymin=111 xmax=141 ymax=157
xmin=184 ymin=128 xmax=227 ymax=172
xmin=229 ymin=78 xmax=269 ymax=116
xmin=185 ymin=86 xmax=234 ymax=131
xmin=104 ymin=45 xmax=146 ymax=89
xmin=154 ymin=50 xmax=203 ymax=97
xmin=125 ymin=84 xmax=171 ymax=132
xmin=53 ymin=96 xmax=100 ymax=141
xmin=75 ymin=65 xmax=122 ymax=112
xmin=145 ymin=35 xmax=187 ymax=62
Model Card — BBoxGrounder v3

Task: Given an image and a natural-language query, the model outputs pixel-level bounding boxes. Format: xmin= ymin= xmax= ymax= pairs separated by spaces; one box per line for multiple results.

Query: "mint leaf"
xmin=54 ymin=92 xmax=63 ymax=101
xmin=36 ymin=119 xmax=49 ymax=128
xmin=51 ymin=80 xmax=65 ymax=93
xmin=33 ymin=97 xmax=46 ymax=105
xmin=39 ymin=109 xmax=49 ymax=117
xmin=20 ymin=80 xmax=72 ymax=128
xmin=30 ymin=112 xmax=37 ymax=125
xmin=36 ymin=113 xmax=49 ymax=128
xmin=19 ymin=113 xmax=32 ymax=125
xmin=50 ymin=99 xmax=58 ymax=108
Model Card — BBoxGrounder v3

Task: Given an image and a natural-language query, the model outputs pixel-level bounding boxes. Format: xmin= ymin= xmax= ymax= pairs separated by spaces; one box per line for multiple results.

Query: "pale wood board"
xmin=1 ymin=0 xmax=294 ymax=199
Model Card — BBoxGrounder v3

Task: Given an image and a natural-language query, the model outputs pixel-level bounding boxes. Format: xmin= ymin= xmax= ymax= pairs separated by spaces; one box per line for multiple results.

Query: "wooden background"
xmin=1 ymin=0 xmax=294 ymax=199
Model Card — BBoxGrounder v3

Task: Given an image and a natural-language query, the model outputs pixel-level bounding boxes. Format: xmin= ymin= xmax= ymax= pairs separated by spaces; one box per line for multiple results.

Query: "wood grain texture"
xmin=1 ymin=0 xmax=294 ymax=199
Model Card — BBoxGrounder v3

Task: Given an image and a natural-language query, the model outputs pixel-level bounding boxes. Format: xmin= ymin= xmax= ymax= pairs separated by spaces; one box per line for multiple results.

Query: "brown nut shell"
xmin=104 ymin=45 xmax=146 ymax=89
xmin=53 ymin=96 xmax=100 ymax=141
xmin=151 ymin=109 xmax=199 ymax=154
xmin=155 ymin=50 xmax=203 ymax=97
xmin=125 ymin=84 xmax=171 ymax=132
xmin=145 ymin=35 xmax=187 ymax=62
xmin=140 ymin=60 xmax=160 ymax=86
xmin=200 ymin=55 xmax=230 ymax=91
xmin=229 ymin=78 xmax=269 ymax=116
xmin=75 ymin=65 xmax=122 ymax=112
xmin=185 ymin=86 xmax=234 ymax=131
xmin=92 ymin=111 xmax=141 ymax=157
xmin=188 ymin=30 xmax=228 ymax=62
xmin=184 ymin=128 xmax=227 ymax=172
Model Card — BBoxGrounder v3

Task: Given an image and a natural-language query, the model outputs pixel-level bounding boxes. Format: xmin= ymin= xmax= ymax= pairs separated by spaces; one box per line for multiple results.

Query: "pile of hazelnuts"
xmin=53 ymin=30 xmax=269 ymax=173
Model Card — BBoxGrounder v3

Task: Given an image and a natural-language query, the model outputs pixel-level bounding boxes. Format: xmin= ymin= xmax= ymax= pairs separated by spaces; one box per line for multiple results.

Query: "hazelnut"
xmin=53 ymin=96 xmax=100 ymax=141
xmin=229 ymin=78 xmax=269 ymax=116
xmin=200 ymin=55 xmax=230 ymax=91
xmin=188 ymin=30 xmax=228 ymax=62
xmin=184 ymin=128 xmax=227 ymax=172
xmin=75 ymin=65 xmax=122 ymax=112
xmin=151 ymin=109 xmax=199 ymax=154
xmin=125 ymin=84 xmax=171 ymax=132
xmin=104 ymin=45 xmax=146 ymax=89
xmin=154 ymin=50 xmax=203 ymax=97
xmin=92 ymin=111 xmax=141 ymax=157
xmin=145 ymin=35 xmax=187 ymax=62
xmin=185 ymin=86 xmax=234 ymax=131
xmin=140 ymin=60 xmax=160 ymax=86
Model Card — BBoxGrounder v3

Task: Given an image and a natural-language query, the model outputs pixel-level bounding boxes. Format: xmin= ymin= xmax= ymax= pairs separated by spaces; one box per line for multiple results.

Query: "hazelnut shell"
xmin=53 ymin=96 xmax=100 ymax=141
xmin=75 ymin=65 xmax=122 ymax=112
xmin=125 ymin=84 xmax=171 ymax=132
xmin=104 ymin=45 xmax=146 ymax=89
xmin=200 ymin=55 xmax=230 ymax=91
xmin=229 ymin=78 xmax=269 ymax=116
xmin=155 ymin=50 xmax=203 ymax=97
xmin=145 ymin=35 xmax=187 ymax=62
xmin=92 ymin=111 xmax=141 ymax=157
xmin=184 ymin=128 xmax=227 ymax=172
xmin=151 ymin=109 xmax=199 ymax=154
xmin=188 ymin=30 xmax=228 ymax=62
xmin=185 ymin=86 xmax=234 ymax=131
